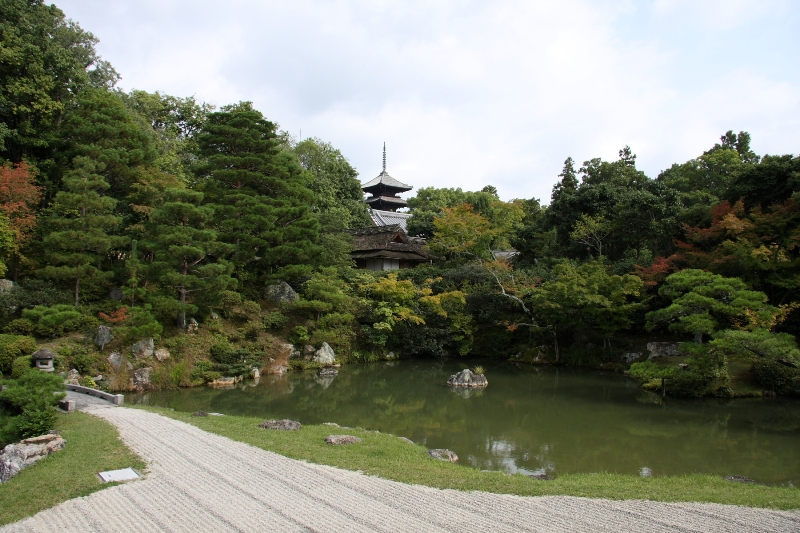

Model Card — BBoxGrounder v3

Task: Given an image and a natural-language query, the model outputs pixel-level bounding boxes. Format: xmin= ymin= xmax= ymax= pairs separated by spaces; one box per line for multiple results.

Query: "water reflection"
xmin=131 ymin=359 xmax=800 ymax=484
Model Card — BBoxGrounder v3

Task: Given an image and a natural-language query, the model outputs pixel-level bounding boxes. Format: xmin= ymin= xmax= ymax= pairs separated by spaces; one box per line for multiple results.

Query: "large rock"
xmin=325 ymin=435 xmax=362 ymax=445
xmin=621 ymin=352 xmax=643 ymax=364
xmin=130 ymin=338 xmax=154 ymax=358
xmin=187 ymin=318 xmax=199 ymax=334
xmin=0 ymin=433 xmax=66 ymax=483
xmin=313 ymin=342 xmax=336 ymax=365
xmin=0 ymin=279 xmax=15 ymax=293
xmin=107 ymin=352 xmax=124 ymax=371
xmin=259 ymin=419 xmax=302 ymax=431
xmin=131 ymin=367 xmax=153 ymax=390
xmin=427 ymin=448 xmax=458 ymax=462
xmin=154 ymin=348 xmax=170 ymax=362
xmin=95 ymin=326 xmax=113 ymax=349
xmin=447 ymin=369 xmax=488 ymax=388
xmin=66 ymin=369 xmax=80 ymax=385
xmin=265 ymin=281 xmax=298 ymax=304
xmin=646 ymin=342 xmax=682 ymax=360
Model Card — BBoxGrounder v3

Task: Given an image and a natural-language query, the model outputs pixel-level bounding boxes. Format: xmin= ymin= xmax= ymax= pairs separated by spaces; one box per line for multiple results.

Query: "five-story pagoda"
xmin=361 ymin=143 xmax=412 ymax=212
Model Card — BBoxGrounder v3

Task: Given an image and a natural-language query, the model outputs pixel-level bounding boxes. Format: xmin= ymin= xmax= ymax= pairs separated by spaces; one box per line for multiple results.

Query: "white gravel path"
xmin=2 ymin=397 xmax=799 ymax=532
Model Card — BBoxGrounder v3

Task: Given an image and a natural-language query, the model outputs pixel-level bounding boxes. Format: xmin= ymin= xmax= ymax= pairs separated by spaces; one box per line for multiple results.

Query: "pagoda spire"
xmin=382 ymin=142 xmax=386 ymax=173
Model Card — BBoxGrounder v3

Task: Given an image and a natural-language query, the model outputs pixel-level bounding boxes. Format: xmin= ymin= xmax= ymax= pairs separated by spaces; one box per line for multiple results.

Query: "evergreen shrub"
xmin=21 ymin=305 xmax=83 ymax=337
xmin=11 ymin=356 xmax=32 ymax=378
xmin=4 ymin=319 xmax=34 ymax=336
xmin=0 ymin=334 xmax=37 ymax=374
xmin=751 ymin=359 xmax=800 ymax=395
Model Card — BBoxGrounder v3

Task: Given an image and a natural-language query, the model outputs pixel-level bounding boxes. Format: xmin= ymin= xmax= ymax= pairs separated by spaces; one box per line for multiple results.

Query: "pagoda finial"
xmin=382 ymin=142 xmax=386 ymax=173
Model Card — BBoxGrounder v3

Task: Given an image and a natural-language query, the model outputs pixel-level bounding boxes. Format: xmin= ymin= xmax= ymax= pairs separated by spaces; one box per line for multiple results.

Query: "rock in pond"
xmin=313 ymin=342 xmax=336 ymax=365
xmin=447 ymin=369 xmax=488 ymax=388
xmin=427 ymin=448 xmax=458 ymax=462
xmin=325 ymin=435 xmax=362 ymax=445
xmin=259 ymin=419 xmax=302 ymax=431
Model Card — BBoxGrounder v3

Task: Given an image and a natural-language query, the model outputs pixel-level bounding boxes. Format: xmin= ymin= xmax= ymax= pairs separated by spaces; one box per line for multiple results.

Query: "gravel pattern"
xmin=2 ymin=396 xmax=799 ymax=532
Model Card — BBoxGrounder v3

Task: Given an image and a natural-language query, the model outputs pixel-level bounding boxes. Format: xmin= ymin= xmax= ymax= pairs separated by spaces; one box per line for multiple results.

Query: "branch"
xmin=488 ymin=267 xmax=533 ymax=318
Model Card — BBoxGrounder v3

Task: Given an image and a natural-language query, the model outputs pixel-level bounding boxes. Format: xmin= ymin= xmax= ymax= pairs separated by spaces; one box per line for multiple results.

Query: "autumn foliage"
xmin=0 ymin=161 xmax=41 ymax=244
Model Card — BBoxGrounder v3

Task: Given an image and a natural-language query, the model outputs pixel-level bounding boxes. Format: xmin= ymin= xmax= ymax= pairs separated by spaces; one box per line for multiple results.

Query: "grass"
xmin=138 ymin=405 xmax=800 ymax=511
xmin=0 ymin=411 xmax=146 ymax=527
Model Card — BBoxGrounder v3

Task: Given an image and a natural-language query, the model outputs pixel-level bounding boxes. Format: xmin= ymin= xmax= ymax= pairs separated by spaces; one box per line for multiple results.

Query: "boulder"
xmin=130 ymin=338 xmax=154 ymax=358
xmin=325 ymin=435 xmax=362 ymax=445
xmin=0 ymin=279 xmax=15 ymax=293
xmin=313 ymin=342 xmax=336 ymax=365
xmin=187 ymin=318 xmax=199 ymax=334
xmin=192 ymin=411 xmax=208 ymax=417
xmin=131 ymin=367 xmax=153 ymax=389
xmin=725 ymin=475 xmax=757 ymax=484
xmin=108 ymin=288 xmax=124 ymax=301
xmin=265 ymin=281 xmax=298 ymax=304
xmin=524 ymin=472 xmax=552 ymax=480
xmin=95 ymin=325 xmax=113 ymax=350
xmin=251 ymin=367 xmax=261 ymax=379
xmin=427 ymin=448 xmax=458 ymax=462
xmin=154 ymin=348 xmax=170 ymax=362
xmin=398 ymin=436 xmax=414 ymax=445
xmin=646 ymin=342 xmax=682 ymax=359
xmin=209 ymin=376 xmax=237 ymax=388
xmin=303 ymin=344 xmax=316 ymax=356
xmin=621 ymin=352 xmax=642 ymax=364
xmin=66 ymin=369 xmax=80 ymax=385
xmin=259 ymin=419 xmax=302 ymax=431
xmin=384 ymin=351 xmax=398 ymax=360
xmin=0 ymin=433 xmax=66 ymax=483
xmin=107 ymin=352 xmax=124 ymax=371
xmin=447 ymin=369 xmax=488 ymax=388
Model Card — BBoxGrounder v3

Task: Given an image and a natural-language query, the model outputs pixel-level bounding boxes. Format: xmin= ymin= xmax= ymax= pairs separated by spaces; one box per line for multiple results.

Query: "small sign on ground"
xmin=98 ymin=467 xmax=140 ymax=483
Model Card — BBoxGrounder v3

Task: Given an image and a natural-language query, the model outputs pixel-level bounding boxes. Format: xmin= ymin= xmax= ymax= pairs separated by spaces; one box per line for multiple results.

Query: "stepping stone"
xmin=98 ymin=468 xmax=140 ymax=483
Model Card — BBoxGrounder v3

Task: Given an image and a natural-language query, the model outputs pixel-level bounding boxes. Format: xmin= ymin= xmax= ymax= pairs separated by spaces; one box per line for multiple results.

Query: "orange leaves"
xmin=99 ymin=307 xmax=129 ymax=324
xmin=0 ymin=161 xmax=41 ymax=244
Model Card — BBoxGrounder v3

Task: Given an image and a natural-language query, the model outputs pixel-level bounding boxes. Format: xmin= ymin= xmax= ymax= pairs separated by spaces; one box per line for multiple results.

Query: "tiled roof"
xmin=369 ymin=209 xmax=412 ymax=231
xmin=361 ymin=171 xmax=412 ymax=191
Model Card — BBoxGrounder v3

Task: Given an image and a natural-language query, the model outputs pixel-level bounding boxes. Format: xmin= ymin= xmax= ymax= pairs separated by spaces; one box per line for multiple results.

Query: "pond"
xmin=131 ymin=359 xmax=800 ymax=485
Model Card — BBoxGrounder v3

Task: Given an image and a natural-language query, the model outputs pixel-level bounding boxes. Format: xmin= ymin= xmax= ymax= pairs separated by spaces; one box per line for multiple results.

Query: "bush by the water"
xmin=0 ymin=369 xmax=65 ymax=441
xmin=0 ymin=334 xmax=37 ymax=374
xmin=751 ymin=359 xmax=800 ymax=395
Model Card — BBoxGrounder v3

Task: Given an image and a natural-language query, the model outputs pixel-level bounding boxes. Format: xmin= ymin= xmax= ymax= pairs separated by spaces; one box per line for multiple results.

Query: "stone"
xmin=384 ymin=351 xmax=398 ymax=360
xmin=0 ymin=433 xmax=66 ymax=483
xmin=209 ymin=377 xmax=237 ymax=388
xmin=66 ymin=369 xmax=80 ymax=385
xmin=108 ymin=288 xmax=124 ymax=301
xmin=131 ymin=338 xmax=154 ymax=358
xmin=725 ymin=475 xmax=757 ymax=484
xmin=447 ymin=369 xmax=488 ymax=388
xmin=259 ymin=419 xmax=302 ymax=431
xmin=193 ymin=411 xmax=208 ymax=417
xmin=252 ymin=367 xmax=261 ymax=379
xmin=621 ymin=352 xmax=642 ymax=364
xmin=187 ymin=318 xmax=199 ymax=334
xmin=312 ymin=342 xmax=336 ymax=365
xmin=265 ymin=281 xmax=298 ymax=304
xmin=427 ymin=448 xmax=458 ymax=462
xmin=318 ymin=368 xmax=338 ymax=376
xmin=107 ymin=352 xmax=124 ymax=371
xmin=524 ymin=472 xmax=552 ymax=480
xmin=398 ymin=436 xmax=414 ymax=445
xmin=646 ymin=342 xmax=682 ymax=359
xmin=0 ymin=279 xmax=15 ymax=293
xmin=154 ymin=348 xmax=170 ymax=362
xmin=94 ymin=325 xmax=114 ymax=349
xmin=325 ymin=435 xmax=362 ymax=445
xmin=131 ymin=367 xmax=153 ymax=390
xmin=303 ymin=344 xmax=316 ymax=355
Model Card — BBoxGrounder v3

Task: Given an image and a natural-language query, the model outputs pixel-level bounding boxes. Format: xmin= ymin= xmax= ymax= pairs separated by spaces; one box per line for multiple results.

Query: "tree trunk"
xmin=177 ymin=286 xmax=187 ymax=330
xmin=694 ymin=332 xmax=703 ymax=343
xmin=74 ymin=277 xmax=80 ymax=307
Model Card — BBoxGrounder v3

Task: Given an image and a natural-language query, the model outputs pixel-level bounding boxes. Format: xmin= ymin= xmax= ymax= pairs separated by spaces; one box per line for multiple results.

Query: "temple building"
xmin=348 ymin=144 xmax=428 ymax=270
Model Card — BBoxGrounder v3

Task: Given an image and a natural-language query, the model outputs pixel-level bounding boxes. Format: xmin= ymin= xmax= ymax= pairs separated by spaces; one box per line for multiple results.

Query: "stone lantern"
xmin=31 ymin=348 xmax=56 ymax=372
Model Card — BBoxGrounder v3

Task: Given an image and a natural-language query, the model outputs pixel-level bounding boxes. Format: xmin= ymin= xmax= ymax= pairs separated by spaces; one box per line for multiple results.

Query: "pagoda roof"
xmin=365 ymin=195 xmax=407 ymax=206
xmin=369 ymin=209 xmax=412 ymax=231
xmin=361 ymin=171 xmax=412 ymax=192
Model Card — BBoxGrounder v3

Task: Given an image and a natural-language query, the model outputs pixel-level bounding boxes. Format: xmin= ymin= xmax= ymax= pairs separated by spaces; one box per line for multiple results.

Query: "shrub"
xmin=4 ymin=318 xmax=34 ymax=336
xmin=22 ymin=304 xmax=84 ymax=337
xmin=263 ymin=311 xmax=289 ymax=330
xmin=11 ymin=356 xmax=32 ymax=378
xmin=290 ymin=326 xmax=310 ymax=344
xmin=0 ymin=369 xmax=65 ymax=440
xmin=666 ymin=371 xmax=709 ymax=398
xmin=628 ymin=361 xmax=677 ymax=381
xmin=0 ymin=334 xmax=37 ymax=374
xmin=14 ymin=403 xmax=58 ymax=439
xmin=751 ymin=358 xmax=800 ymax=395
xmin=59 ymin=345 xmax=96 ymax=376
xmin=209 ymin=340 xmax=233 ymax=362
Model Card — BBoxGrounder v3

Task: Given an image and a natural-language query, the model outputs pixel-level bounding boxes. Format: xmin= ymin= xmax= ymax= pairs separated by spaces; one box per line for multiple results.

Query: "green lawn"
xmin=0 ymin=411 xmax=146 ymax=526
xmin=141 ymin=406 xmax=800 ymax=510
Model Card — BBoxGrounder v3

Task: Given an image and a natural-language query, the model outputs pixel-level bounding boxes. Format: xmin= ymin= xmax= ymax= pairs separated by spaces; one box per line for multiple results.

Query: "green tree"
xmin=38 ymin=156 xmax=125 ymax=306
xmin=196 ymin=102 xmax=320 ymax=286
xmin=144 ymin=188 xmax=235 ymax=329
xmin=0 ymin=0 xmax=118 ymax=163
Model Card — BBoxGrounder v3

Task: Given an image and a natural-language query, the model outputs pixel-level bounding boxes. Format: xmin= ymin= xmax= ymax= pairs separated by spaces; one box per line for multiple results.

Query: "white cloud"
xmin=57 ymin=0 xmax=800 ymax=203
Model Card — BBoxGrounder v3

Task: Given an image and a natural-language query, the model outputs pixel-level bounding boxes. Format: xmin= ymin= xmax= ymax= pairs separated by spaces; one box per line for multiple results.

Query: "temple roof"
xmin=361 ymin=171 xmax=412 ymax=192
xmin=369 ymin=209 xmax=412 ymax=231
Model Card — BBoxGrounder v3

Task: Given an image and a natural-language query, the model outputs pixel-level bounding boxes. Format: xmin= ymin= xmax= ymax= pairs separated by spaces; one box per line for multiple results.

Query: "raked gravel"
xmin=2 ymin=396 xmax=799 ymax=532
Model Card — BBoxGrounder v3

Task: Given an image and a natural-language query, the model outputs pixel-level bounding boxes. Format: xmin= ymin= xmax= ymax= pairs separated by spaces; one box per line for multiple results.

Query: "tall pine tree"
xmin=39 ymin=156 xmax=125 ymax=305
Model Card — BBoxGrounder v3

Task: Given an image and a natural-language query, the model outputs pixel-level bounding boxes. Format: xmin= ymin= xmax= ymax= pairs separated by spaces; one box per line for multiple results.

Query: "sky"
xmin=56 ymin=0 xmax=800 ymax=204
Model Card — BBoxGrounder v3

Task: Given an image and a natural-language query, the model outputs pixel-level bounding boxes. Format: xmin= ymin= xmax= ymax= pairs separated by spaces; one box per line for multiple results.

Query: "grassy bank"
xmin=140 ymin=406 xmax=800 ymax=510
xmin=0 ymin=411 xmax=146 ymax=527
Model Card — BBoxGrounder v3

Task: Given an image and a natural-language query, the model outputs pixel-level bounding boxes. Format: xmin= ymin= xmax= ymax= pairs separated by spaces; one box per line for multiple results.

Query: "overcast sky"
xmin=56 ymin=0 xmax=800 ymax=204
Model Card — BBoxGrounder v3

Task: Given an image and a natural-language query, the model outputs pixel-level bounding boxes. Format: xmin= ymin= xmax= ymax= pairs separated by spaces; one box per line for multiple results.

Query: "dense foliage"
xmin=1 ymin=1 xmax=799 ymax=400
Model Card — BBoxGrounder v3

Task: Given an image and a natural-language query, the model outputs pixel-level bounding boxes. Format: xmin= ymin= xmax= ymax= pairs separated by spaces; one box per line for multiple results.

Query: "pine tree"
xmin=196 ymin=102 xmax=320 ymax=287
xmin=39 ymin=156 xmax=126 ymax=306
xmin=144 ymin=188 xmax=235 ymax=329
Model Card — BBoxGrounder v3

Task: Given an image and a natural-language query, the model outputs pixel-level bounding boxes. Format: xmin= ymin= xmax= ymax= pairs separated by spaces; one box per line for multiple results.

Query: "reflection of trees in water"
xmin=132 ymin=361 xmax=800 ymax=484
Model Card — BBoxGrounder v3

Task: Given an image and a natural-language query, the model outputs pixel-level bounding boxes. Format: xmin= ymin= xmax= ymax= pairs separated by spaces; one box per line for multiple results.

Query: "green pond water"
xmin=131 ymin=359 xmax=800 ymax=485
